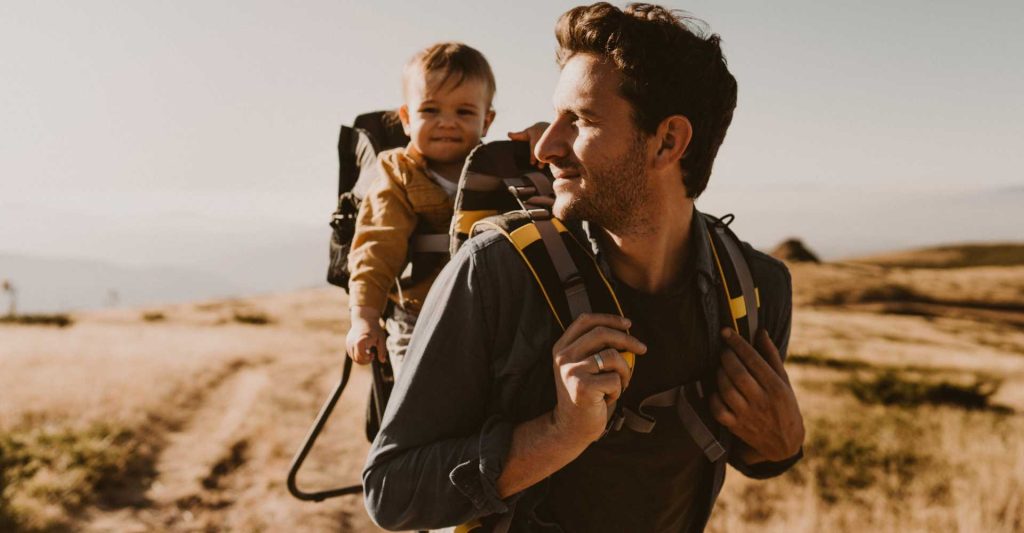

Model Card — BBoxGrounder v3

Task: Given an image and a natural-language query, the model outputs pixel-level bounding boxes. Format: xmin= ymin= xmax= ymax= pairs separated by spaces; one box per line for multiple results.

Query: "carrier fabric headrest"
xmin=449 ymin=141 xmax=555 ymax=255
xmin=353 ymin=110 xmax=409 ymax=152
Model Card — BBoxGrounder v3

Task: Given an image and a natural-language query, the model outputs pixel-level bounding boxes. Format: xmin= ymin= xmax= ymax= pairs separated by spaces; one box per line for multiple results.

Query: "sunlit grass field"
xmin=2 ymin=247 xmax=1022 ymax=531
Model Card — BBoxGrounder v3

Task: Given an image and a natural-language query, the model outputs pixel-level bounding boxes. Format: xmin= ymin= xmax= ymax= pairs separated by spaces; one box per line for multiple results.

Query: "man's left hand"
xmin=709 ymin=328 xmax=804 ymax=463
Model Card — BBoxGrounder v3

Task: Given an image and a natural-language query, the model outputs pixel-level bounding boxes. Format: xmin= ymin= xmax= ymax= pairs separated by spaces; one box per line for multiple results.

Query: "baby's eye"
xmin=458 ymin=109 xmax=477 ymax=117
xmin=419 ymin=107 xmax=438 ymax=115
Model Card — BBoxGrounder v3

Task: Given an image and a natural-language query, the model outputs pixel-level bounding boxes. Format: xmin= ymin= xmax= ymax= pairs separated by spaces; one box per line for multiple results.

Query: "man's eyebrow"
xmin=559 ymin=105 xmax=601 ymax=121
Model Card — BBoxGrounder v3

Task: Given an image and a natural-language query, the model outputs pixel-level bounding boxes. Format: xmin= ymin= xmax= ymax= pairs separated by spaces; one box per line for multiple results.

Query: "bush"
xmin=141 ymin=311 xmax=166 ymax=322
xmin=0 ymin=314 xmax=73 ymax=328
xmin=232 ymin=311 xmax=272 ymax=325
xmin=804 ymin=412 xmax=936 ymax=505
xmin=812 ymin=282 xmax=922 ymax=306
xmin=846 ymin=371 xmax=1002 ymax=410
xmin=0 ymin=423 xmax=157 ymax=530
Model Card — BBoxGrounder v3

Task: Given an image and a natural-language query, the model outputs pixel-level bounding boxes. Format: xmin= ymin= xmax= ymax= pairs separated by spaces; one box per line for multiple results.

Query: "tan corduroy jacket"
xmin=347 ymin=144 xmax=455 ymax=314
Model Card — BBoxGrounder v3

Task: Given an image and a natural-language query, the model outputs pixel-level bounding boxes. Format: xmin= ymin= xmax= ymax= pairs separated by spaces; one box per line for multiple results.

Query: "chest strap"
xmin=611 ymin=217 xmax=759 ymax=462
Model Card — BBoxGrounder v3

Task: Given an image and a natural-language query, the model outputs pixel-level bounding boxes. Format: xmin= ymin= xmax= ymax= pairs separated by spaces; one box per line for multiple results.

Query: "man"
xmin=363 ymin=3 xmax=804 ymax=532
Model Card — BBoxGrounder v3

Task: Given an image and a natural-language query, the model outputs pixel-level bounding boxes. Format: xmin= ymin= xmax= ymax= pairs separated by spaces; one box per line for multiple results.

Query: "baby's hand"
xmin=508 ymin=122 xmax=551 ymax=168
xmin=346 ymin=315 xmax=388 ymax=365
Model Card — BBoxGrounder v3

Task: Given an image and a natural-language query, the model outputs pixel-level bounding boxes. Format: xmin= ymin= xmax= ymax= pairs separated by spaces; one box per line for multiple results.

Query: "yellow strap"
xmin=455 ymin=209 xmax=499 ymax=235
xmin=729 ymin=295 xmax=748 ymax=320
xmin=509 ymin=222 xmax=541 ymax=250
xmin=707 ymin=229 xmax=741 ymax=332
xmin=473 ymin=220 xmax=566 ymax=330
xmin=455 ymin=519 xmax=482 ymax=533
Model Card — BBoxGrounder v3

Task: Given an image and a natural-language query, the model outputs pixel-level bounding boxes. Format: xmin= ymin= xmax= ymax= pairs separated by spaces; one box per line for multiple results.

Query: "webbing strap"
xmin=715 ymin=226 xmax=759 ymax=340
xmin=534 ymin=218 xmax=591 ymax=319
xmin=620 ymin=388 xmax=677 ymax=433
xmin=411 ymin=233 xmax=449 ymax=253
xmin=675 ymin=385 xmax=726 ymax=462
xmin=461 ymin=170 xmax=504 ymax=191
xmin=523 ymin=171 xmax=554 ymax=197
xmin=621 ymin=384 xmax=724 ymax=462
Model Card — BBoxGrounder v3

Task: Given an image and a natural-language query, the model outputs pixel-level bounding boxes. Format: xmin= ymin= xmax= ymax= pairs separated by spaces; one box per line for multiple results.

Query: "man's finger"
xmin=564 ymin=360 xmax=625 ymax=405
xmin=716 ymin=365 xmax=750 ymax=414
xmin=709 ymin=393 xmax=737 ymax=428
xmin=756 ymin=329 xmax=790 ymax=384
xmin=593 ymin=348 xmax=633 ymax=391
xmin=719 ymin=348 xmax=764 ymax=401
xmin=554 ymin=313 xmax=633 ymax=355
xmin=721 ymin=328 xmax=780 ymax=389
xmin=559 ymin=326 xmax=646 ymax=365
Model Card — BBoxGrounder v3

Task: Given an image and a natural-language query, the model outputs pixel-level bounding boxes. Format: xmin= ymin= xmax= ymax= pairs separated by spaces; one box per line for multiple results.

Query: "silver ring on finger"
xmin=592 ymin=353 xmax=606 ymax=372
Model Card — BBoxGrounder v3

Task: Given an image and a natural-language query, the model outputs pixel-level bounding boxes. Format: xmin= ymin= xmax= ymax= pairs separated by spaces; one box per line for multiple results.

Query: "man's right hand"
xmin=550 ymin=313 xmax=647 ymax=445
xmin=346 ymin=307 xmax=388 ymax=365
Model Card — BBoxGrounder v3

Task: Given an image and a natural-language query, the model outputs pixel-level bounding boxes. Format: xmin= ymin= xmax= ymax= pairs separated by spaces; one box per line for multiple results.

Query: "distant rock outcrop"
xmin=771 ymin=238 xmax=820 ymax=263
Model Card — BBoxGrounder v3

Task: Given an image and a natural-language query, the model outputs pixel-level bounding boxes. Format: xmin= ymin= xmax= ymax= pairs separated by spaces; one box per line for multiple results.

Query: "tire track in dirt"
xmin=150 ymin=367 xmax=269 ymax=505
xmin=85 ymin=364 xmax=271 ymax=531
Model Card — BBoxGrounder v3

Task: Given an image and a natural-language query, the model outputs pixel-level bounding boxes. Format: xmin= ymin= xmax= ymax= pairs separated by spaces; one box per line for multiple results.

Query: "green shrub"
xmin=846 ymin=371 xmax=1001 ymax=410
xmin=0 ymin=423 xmax=156 ymax=530
xmin=0 ymin=314 xmax=73 ymax=328
xmin=805 ymin=412 xmax=935 ymax=505
xmin=232 ymin=311 xmax=272 ymax=325
xmin=141 ymin=311 xmax=166 ymax=322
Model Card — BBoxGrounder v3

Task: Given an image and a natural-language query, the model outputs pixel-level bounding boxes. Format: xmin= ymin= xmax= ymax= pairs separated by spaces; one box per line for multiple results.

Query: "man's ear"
xmin=398 ymin=104 xmax=412 ymax=136
xmin=481 ymin=109 xmax=496 ymax=137
xmin=653 ymin=115 xmax=692 ymax=171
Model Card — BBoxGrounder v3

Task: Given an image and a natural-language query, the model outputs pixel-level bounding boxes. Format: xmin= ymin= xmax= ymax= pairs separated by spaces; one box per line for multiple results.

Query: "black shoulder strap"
xmin=703 ymin=213 xmax=760 ymax=344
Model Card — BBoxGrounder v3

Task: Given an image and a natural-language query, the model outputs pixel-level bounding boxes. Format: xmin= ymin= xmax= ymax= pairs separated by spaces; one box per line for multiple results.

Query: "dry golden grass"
xmin=2 ymin=253 xmax=1023 ymax=531
xmin=1 ymin=289 xmax=376 ymax=531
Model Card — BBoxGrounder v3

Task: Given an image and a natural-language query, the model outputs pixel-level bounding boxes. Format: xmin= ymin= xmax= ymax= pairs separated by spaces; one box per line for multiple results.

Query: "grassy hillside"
xmin=849 ymin=243 xmax=1024 ymax=269
xmin=2 ymin=263 xmax=1023 ymax=531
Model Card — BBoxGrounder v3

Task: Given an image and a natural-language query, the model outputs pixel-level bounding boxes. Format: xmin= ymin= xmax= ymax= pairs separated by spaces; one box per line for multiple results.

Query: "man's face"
xmin=534 ymin=53 xmax=651 ymax=232
xmin=401 ymin=69 xmax=495 ymax=165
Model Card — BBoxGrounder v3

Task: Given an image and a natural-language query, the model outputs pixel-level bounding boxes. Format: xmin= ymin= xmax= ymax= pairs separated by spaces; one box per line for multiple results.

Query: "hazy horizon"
xmin=3 ymin=0 xmax=1023 ymax=310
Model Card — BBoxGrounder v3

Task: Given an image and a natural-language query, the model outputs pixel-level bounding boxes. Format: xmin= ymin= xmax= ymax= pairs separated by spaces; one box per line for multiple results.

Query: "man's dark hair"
xmin=555 ymin=3 xmax=737 ymax=198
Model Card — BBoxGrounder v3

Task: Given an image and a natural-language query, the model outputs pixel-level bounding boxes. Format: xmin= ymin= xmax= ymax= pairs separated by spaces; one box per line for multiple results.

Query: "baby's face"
xmin=401 ymin=70 xmax=494 ymax=166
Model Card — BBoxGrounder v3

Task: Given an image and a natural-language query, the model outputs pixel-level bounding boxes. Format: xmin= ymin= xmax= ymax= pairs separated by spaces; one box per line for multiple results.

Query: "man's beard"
xmin=552 ymin=134 xmax=652 ymax=236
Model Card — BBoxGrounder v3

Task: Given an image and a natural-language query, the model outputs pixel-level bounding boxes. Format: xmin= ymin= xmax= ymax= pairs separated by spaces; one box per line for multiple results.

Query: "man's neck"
xmin=599 ymin=199 xmax=694 ymax=294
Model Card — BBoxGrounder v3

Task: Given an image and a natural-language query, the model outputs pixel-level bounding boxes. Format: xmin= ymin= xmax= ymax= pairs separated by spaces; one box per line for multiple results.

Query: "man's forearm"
xmin=496 ymin=411 xmax=591 ymax=498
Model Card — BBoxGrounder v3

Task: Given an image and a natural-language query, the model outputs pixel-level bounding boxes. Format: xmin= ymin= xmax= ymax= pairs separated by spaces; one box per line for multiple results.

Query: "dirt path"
xmin=84 ymin=350 xmax=378 ymax=532
xmin=149 ymin=367 xmax=269 ymax=511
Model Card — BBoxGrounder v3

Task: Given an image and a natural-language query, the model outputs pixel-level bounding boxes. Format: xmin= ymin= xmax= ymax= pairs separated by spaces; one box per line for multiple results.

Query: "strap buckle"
xmin=600 ymin=406 xmax=625 ymax=439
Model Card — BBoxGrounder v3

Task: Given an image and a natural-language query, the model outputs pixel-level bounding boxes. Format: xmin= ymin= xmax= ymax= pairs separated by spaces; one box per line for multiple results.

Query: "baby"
xmin=344 ymin=42 xmax=497 ymax=376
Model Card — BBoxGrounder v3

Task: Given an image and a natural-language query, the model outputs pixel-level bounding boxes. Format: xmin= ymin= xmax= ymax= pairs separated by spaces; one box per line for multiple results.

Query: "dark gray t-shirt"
xmin=536 ymin=256 xmax=711 ymax=533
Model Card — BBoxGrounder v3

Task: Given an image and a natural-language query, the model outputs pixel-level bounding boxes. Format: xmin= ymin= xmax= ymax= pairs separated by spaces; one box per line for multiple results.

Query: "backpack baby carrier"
xmin=288 ymin=136 xmax=762 ymax=508
xmin=289 ymin=111 xmax=408 ymax=502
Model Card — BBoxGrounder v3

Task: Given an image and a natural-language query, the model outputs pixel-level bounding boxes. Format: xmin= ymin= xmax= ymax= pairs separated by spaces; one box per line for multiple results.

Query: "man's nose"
xmin=534 ymin=119 xmax=569 ymax=164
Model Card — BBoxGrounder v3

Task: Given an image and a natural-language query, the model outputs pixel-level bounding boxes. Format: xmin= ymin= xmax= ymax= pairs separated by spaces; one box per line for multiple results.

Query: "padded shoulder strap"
xmin=703 ymin=213 xmax=760 ymax=343
xmin=471 ymin=212 xmax=635 ymax=372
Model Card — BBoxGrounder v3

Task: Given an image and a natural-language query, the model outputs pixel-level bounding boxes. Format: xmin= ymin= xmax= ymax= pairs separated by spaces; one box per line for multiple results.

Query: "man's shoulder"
xmin=741 ymin=241 xmax=793 ymax=309
xmin=457 ymin=227 xmax=525 ymax=270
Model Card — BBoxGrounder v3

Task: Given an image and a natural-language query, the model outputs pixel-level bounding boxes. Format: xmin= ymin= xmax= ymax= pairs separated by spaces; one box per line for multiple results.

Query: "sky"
xmin=2 ymin=0 xmax=1023 ymax=306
